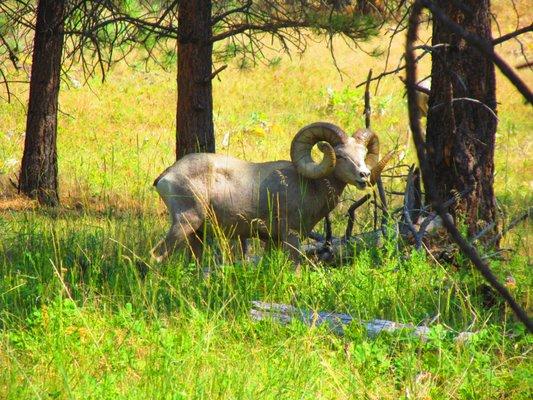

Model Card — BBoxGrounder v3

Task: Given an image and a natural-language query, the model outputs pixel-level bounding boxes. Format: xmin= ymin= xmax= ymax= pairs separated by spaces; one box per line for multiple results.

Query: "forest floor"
xmin=0 ymin=4 xmax=532 ymax=399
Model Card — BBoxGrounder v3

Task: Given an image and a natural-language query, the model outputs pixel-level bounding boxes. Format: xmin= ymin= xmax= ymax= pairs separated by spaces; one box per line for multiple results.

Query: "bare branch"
xmin=364 ymin=69 xmax=372 ymax=128
xmin=345 ymin=194 xmax=371 ymax=239
xmin=493 ymin=23 xmax=533 ymax=45
xmin=516 ymin=61 xmax=533 ymax=70
xmin=430 ymin=97 xmax=499 ymax=122
xmin=421 ymin=0 xmax=532 ymax=104
xmin=486 ymin=209 xmax=530 ymax=248
xmin=0 ymin=68 xmax=11 ymax=103
xmin=355 ymin=46 xmax=434 ymax=88
xmin=212 ymin=0 xmax=253 ymax=25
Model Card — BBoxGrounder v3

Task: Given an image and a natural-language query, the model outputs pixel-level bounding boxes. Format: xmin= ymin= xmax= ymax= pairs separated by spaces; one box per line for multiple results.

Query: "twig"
xmin=345 ymin=194 xmax=371 ymax=239
xmin=493 ymin=23 xmax=533 ymax=45
xmin=400 ymin=76 xmax=432 ymax=96
xmin=355 ymin=49 xmax=430 ymax=88
xmin=470 ymin=221 xmax=497 ymax=244
xmin=516 ymin=61 xmax=533 ymax=70
xmin=385 ymin=190 xmax=407 ymax=196
xmin=324 ymin=213 xmax=332 ymax=246
xmin=0 ymin=68 xmax=11 ymax=103
xmin=372 ymin=191 xmax=378 ymax=230
xmin=364 ymin=69 xmax=372 ymax=129
xmin=209 ymin=64 xmax=228 ymax=81
xmin=402 ymin=166 xmax=423 ymax=248
xmin=308 ymin=231 xmax=325 ymax=243
xmin=376 ymin=177 xmax=388 ymax=232
xmin=430 ymin=97 xmax=499 ymax=121
xmin=9 ymin=177 xmax=19 ymax=191
xmin=416 ymin=187 xmax=472 ymax=236
xmin=486 ymin=210 xmax=530 ymax=247
xmin=362 ymin=67 xmax=387 ymax=232
xmin=406 ymin=1 xmax=533 ymax=333
xmin=412 ymin=167 xmax=422 ymax=222
xmin=212 ymin=0 xmax=252 ymax=25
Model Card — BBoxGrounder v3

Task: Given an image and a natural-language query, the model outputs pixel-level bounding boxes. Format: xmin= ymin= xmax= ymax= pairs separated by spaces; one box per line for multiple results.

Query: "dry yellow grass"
xmin=0 ymin=9 xmax=531 ymax=213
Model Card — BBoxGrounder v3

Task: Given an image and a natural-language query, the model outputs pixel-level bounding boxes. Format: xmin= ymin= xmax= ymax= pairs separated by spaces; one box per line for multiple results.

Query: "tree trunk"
xmin=19 ymin=0 xmax=65 ymax=206
xmin=176 ymin=0 xmax=215 ymax=160
xmin=426 ymin=0 xmax=497 ymax=237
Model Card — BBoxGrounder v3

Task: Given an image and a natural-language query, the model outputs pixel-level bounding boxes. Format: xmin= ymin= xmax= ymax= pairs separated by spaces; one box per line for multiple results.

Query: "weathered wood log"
xmin=251 ymin=301 xmax=473 ymax=342
xmin=303 ymin=229 xmax=384 ymax=261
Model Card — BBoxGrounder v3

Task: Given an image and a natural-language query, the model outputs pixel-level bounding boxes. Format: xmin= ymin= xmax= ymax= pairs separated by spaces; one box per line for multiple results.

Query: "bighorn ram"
xmin=151 ymin=122 xmax=391 ymax=262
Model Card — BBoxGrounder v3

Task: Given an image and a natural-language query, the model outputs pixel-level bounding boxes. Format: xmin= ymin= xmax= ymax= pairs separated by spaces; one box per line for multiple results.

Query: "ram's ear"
xmin=353 ymin=129 xmax=379 ymax=169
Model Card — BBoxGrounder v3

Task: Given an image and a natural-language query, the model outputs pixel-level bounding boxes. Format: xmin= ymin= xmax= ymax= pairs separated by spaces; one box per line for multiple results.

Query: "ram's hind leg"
xmin=151 ymin=214 xmax=204 ymax=263
xmin=186 ymin=229 xmax=205 ymax=263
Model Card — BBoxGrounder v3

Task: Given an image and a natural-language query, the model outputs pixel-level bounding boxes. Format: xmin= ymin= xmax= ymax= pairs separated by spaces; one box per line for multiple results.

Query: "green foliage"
xmin=321 ymin=85 xmax=365 ymax=127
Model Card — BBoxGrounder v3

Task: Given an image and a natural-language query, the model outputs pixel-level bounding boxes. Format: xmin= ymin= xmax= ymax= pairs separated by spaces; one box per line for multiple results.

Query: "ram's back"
xmin=154 ymin=153 xmax=310 ymax=236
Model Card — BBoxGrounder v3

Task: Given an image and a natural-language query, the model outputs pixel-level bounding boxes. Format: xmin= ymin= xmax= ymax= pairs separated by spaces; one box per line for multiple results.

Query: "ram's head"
xmin=290 ymin=122 xmax=393 ymax=189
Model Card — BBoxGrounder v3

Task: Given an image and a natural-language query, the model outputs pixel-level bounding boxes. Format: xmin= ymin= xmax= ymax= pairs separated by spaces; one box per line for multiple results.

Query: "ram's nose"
xmin=359 ymin=170 xmax=370 ymax=180
xmin=358 ymin=166 xmax=371 ymax=181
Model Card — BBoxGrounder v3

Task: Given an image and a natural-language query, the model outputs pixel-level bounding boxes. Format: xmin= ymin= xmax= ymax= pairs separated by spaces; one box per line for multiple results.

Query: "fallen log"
xmin=251 ymin=301 xmax=474 ymax=342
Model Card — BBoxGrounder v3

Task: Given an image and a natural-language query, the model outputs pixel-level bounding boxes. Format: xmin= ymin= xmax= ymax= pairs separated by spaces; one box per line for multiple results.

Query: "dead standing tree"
xmin=425 ymin=0 xmax=498 ymax=238
xmin=405 ymin=0 xmax=532 ymax=332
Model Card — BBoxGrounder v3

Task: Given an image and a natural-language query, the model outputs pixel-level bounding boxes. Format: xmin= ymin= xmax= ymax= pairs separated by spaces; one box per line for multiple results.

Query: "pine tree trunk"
xmin=176 ymin=0 xmax=215 ymax=160
xmin=426 ymin=0 xmax=497 ymax=237
xmin=19 ymin=0 xmax=65 ymax=206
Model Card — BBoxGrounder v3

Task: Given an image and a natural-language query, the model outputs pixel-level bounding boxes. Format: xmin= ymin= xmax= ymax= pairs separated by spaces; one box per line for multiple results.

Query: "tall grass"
xmin=1 ymin=210 xmax=531 ymax=399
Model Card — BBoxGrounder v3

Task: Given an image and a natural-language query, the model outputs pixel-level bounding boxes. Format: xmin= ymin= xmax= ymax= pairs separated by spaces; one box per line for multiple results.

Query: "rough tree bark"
xmin=426 ymin=0 xmax=497 ymax=237
xmin=19 ymin=0 xmax=65 ymax=206
xmin=176 ymin=0 xmax=215 ymax=160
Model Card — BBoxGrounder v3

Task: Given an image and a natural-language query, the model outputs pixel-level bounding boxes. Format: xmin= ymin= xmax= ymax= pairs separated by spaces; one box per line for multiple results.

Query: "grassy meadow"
xmin=1 ymin=7 xmax=532 ymax=399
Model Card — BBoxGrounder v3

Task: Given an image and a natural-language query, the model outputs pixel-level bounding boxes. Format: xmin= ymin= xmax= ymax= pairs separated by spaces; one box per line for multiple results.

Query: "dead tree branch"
xmin=493 ymin=23 xmax=533 ymax=45
xmin=364 ymin=69 xmax=372 ymax=128
xmin=486 ymin=209 xmax=530 ymax=248
xmin=345 ymin=194 xmax=371 ymax=239
xmin=430 ymin=97 xmax=499 ymax=121
xmin=516 ymin=61 xmax=533 ymax=70
xmin=251 ymin=301 xmax=475 ymax=341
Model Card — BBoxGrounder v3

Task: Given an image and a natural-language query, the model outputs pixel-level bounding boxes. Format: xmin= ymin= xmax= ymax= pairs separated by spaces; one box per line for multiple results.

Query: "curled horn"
xmin=290 ymin=122 xmax=347 ymax=179
xmin=370 ymin=150 xmax=394 ymax=185
xmin=353 ymin=128 xmax=393 ymax=185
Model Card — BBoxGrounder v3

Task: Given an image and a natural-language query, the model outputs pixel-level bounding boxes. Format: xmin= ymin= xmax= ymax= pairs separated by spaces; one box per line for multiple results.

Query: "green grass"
xmin=1 ymin=8 xmax=532 ymax=398
xmin=0 ymin=211 xmax=531 ymax=399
